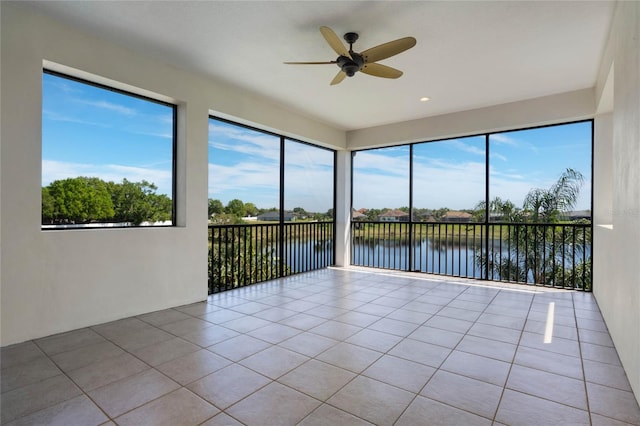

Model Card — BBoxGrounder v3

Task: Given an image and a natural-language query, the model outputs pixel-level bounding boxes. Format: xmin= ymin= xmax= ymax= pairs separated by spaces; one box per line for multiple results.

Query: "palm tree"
xmin=478 ymin=168 xmax=591 ymax=289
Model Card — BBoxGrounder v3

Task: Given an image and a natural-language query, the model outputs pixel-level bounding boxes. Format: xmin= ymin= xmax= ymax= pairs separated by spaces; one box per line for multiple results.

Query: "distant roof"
xmin=380 ymin=209 xmax=409 ymax=217
xmin=443 ymin=211 xmax=472 ymax=219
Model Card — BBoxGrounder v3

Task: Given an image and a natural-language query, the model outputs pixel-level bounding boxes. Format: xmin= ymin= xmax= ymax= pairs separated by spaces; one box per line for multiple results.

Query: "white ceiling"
xmin=23 ymin=1 xmax=615 ymax=131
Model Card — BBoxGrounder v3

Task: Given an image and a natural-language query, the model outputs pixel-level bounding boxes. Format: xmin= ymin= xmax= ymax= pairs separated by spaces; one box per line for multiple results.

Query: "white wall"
xmin=593 ymin=0 xmax=640 ymax=404
xmin=347 ymin=89 xmax=595 ymax=149
xmin=0 ymin=3 xmax=344 ymax=346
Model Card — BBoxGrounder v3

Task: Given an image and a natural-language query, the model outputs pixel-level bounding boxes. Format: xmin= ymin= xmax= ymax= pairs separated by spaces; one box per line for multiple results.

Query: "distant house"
xmin=441 ymin=211 xmax=473 ymax=223
xmin=257 ymin=210 xmax=295 ymax=221
xmin=378 ymin=209 xmax=409 ymax=222
xmin=352 ymin=210 xmax=366 ymax=221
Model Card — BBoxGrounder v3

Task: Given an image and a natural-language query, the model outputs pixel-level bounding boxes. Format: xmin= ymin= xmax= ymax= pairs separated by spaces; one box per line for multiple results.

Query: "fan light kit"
xmin=285 ymin=26 xmax=417 ymax=85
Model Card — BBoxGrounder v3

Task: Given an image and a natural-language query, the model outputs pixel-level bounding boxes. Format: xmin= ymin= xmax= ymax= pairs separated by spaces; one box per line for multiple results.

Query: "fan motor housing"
xmin=337 ymin=53 xmax=364 ymax=77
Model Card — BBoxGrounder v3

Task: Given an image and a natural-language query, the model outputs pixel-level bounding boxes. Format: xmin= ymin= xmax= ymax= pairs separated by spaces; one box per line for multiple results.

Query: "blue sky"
xmin=353 ymin=121 xmax=592 ymax=211
xmin=42 ymin=73 xmax=174 ymax=196
xmin=44 ymin=72 xmax=591 ymax=214
xmin=208 ymin=119 xmax=335 ymax=213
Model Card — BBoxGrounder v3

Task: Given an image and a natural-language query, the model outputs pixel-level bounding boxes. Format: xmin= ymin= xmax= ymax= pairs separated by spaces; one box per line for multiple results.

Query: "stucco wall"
xmin=593 ymin=0 xmax=640 ymax=404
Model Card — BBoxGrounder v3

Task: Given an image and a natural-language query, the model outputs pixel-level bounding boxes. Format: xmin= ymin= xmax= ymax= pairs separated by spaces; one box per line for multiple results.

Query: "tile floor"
xmin=2 ymin=267 xmax=640 ymax=425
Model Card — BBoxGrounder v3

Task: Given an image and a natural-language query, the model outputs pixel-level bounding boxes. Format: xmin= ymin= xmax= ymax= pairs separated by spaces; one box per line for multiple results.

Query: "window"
xmin=207 ymin=117 xmax=335 ymax=223
xmin=352 ymin=146 xmax=410 ymax=221
xmin=413 ymin=136 xmax=486 ymax=222
xmin=489 ymin=122 xmax=592 ymax=222
xmin=42 ymin=71 xmax=176 ymax=228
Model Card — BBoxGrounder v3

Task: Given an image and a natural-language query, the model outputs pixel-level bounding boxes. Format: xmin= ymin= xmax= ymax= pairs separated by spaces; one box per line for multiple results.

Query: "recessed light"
xmin=420 ymin=97 xmax=430 ymax=102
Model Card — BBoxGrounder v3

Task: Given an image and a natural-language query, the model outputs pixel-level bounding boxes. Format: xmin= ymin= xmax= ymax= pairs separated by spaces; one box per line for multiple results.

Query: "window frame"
xmin=41 ymin=69 xmax=178 ymax=230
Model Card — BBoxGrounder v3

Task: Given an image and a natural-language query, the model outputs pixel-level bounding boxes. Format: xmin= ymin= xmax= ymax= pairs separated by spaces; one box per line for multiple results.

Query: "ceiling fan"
xmin=285 ymin=26 xmax=417 ymax=85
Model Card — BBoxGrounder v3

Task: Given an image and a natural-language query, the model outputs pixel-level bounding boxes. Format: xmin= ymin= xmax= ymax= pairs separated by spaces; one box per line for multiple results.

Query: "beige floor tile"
xmin=220 ymin=316 xmax=272 ymax=333
xmin=368 ymin=317 xmax=419 ymax=337
xmin=278 ymin=332 xmax=339 ymax=357
xmin=1 ymin=374 xmax=82 ymax=424
xmin=51 ymin=340 xmax=124 ymax=372
xmin=1 ymin=356 xmax=61 ymax=393
xmin=477 ymin=312 xmax=526 ymax=330
xmin=226 ymin=382 xmax=321 ymax=425
xmin=278 ymin=359 xmax=356 ymax=401
xmin=159 ymin=317 xmax=214 ymax=336
xmin=156 ymin=349 xmax=231 ymax=385
xmin=467 ymin=322 xmax=522 ymax=345
xmin=456 ymin=334 xmax=517 ymax=363
xmin=175 ymin=302 xmax=219 ymax=317
xmin=198 ymin=308 xmax=246 ymax=324
xmin=298 ymin=403 xmax=374 ymax=426
xmin=137 ymin=309 xmax=192 ymax=326
xmin=587 ymin=382 xmax=640 ymax=424
xmin=207 ymin=334 xmax=272 ymax=361
xmin=495 ymin=389 xmax=590 ymax=425
xmin=114 ymin=388 xmax=219 ymax=426
xmin=327 ymin=376 xmax=414 ymax=426
xmin=441 ymin=350 xmax=511 ymax=387
xmin=583 ymin=358 xmax=633 ymax=391
xmin=252 ymin=307 xmax=299 ymax=321
xmin=4 ymin=394 xmax=107 ymax=426
xmin=388 ymin=338 xmax=451 ymax=368
xmin=424 ymin=315 xmax=474 ymax=334
xmin=581 ymin=341 xmax=623 ymax=366
xmin=35 ymin=328 xmax=106 ymax=356
xmin=92 ymin=318 xmax=153 ymax=340
xmin=395 ymin=395 xmax=492 ymax=426
xmin=109 ymin=327 xmax=174 ymax=352
xmin=345 ymin=328 xmax=403 ymax=352
xmin=514 ymin=345 xmax=584 ymax=380
xmin=506 ymin=364 xmax=588 ymax=410
xmin=334 ymin=311 xmax=381 ymax=327
xmin=228 ymin=301 xmax=271 ymax=315
xmin=88 ymin=369 xmax=179 ymax=418
xmin=362 ymin=354 xmax=435 ymax=393
xmin=590 ymin=413 xmax=639 ymax=426
xmin=316 ymin=342 xmax=381 ymax=373
xmin=408 ymin=325 xmax=464 ymax=348
xmin=67 ymin=352 xmax=149 ymax=392
xmin=188 ymin=363 xmax=270 ymax=409
xmin=519 ymin=331 xmax=581 ymax=357
xmin=0 ymin=341 xmax=47 ymax=370
xmin=385 ymin=307 xmax=433 ymax=324
xmin=421 ymin=370 xmax=502 ymax=419
xmin=200 ymin=412 xmax=244 ymax=426
xmin=239 ymin=345 xmax=309 ymax=379
xmin=180 ymin=324 xmax=240 ymax=347
xmin=247 ymin=322 xmax=301 ymax=344
xmin=579 ymin=328 xmax=614 ymax=347
xmin=308 ymin=320 xmax=362 ymax=340
xmin=131 ymin=337 xmax=200 ymax=366
xmin=277 ymin=312 xmax=327 ymax=330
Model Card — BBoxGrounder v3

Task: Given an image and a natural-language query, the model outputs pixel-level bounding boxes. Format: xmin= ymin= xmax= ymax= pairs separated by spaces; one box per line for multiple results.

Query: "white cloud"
xmin=78 ymin=99 xmax=137 ymax=116
xmin=42 ymin=159 xmax=173 ymax=195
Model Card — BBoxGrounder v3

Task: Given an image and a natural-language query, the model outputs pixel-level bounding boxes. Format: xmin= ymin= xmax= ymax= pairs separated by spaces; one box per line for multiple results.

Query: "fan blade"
xmin=361 ymin=37 xmax=416 ymax=63
xmin=330 ymin=70 xmax=347 ymax=85
xmin=320 ymin=26 xmax=350 ymax=58
xmin=284 ymin=61 xmax=337 ymax=65
xmin=361 ymin=63 xmax=403 ymax=79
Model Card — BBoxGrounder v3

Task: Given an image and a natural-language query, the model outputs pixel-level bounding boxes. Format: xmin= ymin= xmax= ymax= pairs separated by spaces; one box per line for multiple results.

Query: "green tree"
xmin=226 ymin=199 xmax=246 ymax=217
xmin=43 ymin=177 xmax=114 ymax=223
xmin=244 ymin=202 xmax=258 ymax=217
xmin=208 ymin=199 xmax=224 ymax=217
xmin=108 ymin=179 xmax=160 ymax=225
xmin=477 ymin=168 xmax=591 ymax=289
